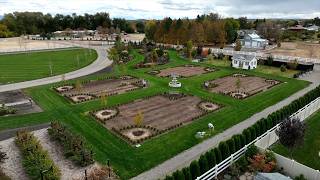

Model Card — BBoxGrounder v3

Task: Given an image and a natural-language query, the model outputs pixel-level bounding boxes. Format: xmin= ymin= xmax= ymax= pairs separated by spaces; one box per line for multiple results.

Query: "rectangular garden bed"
xmin=91 ymin=93 xmax=220 ymax=144
xmin=205 ymin=74 xmax=281 ymax=99
xmin=55 ymin=76 xmax=147 ymax=103
xmin=148 ymin=65 xmax=215 ymax=77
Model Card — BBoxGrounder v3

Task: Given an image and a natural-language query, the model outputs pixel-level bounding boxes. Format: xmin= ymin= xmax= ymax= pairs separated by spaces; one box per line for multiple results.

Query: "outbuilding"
xmin=232 ymin=54 xmax=257 ymax=70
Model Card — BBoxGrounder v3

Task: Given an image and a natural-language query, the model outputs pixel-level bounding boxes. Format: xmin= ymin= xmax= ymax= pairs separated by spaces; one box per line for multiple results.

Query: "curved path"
xmin=132 ymin=66 xmax=320 ymax=180
xmin=0 ymin=44 xmax=112 ymax=93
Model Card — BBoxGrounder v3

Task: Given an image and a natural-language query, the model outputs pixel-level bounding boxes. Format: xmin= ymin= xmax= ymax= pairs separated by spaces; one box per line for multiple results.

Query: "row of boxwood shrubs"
xmin=165 ymin=85 xmax=320 ymax=180
xmin=15 ymin=130 xmax=61 ymax=180
xmin=48 ymin=121 xmax=94 ymax=167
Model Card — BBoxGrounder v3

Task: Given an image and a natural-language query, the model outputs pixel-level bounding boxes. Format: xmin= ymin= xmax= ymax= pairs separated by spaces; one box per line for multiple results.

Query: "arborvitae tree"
xmin=164 ymin=175 xmax=174 ymax=180
xmin=190 ymin=161 xmax=200 ymax=179
xmin=240 ymin=134 xmax=247 ymax=147
xmin=199 ymin=154 xmax=209 ymax=173
xmin=205 ymin=150 xmax=216 ymax=168
xmin=249 ymin=127 xmax=257 ymax=140
xmin=254 ymin=123 xmax=261 ymax=137
xmin=243 ymin=129 xmax=252 ymax=144
xmin=182 ymin=167 xmax=192 ymax=180
xmin=173 ymin=170 xmax=185 ymax=180
xmin=233 ymin=135 xmax=242 ymax=151
xmin=214 ymin=148 xmax=222 ymax=163
xmin=218 ymin=142 xmax=230 ymax=159
xmin=266 ymin=117 xmax=273 ymax=129
xmin=226 ymin=139 xmax=236 ymax=154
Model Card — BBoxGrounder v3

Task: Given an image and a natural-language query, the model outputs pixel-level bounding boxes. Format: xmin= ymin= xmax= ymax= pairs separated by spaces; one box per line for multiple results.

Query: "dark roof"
xmin=232 ymin=54 xmax=256 ymax=62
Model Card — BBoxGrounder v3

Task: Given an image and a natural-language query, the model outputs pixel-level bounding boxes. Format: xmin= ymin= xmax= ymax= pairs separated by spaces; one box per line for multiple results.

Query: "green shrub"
xmin=199 ymin=155 xmax=209 ymax=173
xmin=182 ymin=167 xmax=192 ymax=180
xmin=48 ymin=121 xmax=94 ymax=167
xmin=280 ymin=64 xmax=287 ymax=72
xmin=245 ymin=145 xmax=258 ymax=159
xmin=218 ymin=142 xmax=230 ymax=159
xmin=205 ymin=150 xmax=216 ymax=168
xmin=243 ymin=129 xmax=252 ymax=144
xmin=226 ymin=139 xmax=236 ymax=154
xmin=164 ymin=175 xmax=174 ymax=180
xmin=294 ymin=174 xmax=307 ymax=180
xmin=214 ymin=148 xmax=222 ymax=163
xmin=249 ymin=127 xmax=257 ymax=140
xmin=172 ymin=170 xmax=185 ymax=180
xmin=240 ymin=134 xmax=246 ymax=147
xmin=15 ymin=130 xmax=61 ymax=180
xmin=190 ymin=161 xmax=200 ymax=179
xmin=0 ymin=106 xmax=16 ymax=116
xmin=233 ymin=135 xmax=242 ymax=151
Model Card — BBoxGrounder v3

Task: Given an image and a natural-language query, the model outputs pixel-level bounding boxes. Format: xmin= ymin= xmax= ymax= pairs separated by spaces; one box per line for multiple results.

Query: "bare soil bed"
xmin=56 ymin=76 xmax=146 ymax=103
xmin=206 ymin=74 xmax=280 ymax=99
xmin=93 ymin=94 xmax=219 ymax=143
xmin=0 ymin=90 xmax=42 ymax=116
xmin=266 ymin=42 xmax=320 ymax=60
xmin=155 ymin=65 xmax=215 ymax=77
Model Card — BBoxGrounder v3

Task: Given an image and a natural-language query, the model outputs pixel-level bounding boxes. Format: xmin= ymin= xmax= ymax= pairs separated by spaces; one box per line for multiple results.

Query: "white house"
xmin=306 ymin=25 xmax=319 ymax=32
xmin=232 ymin=54 xmax=257 ymax=70
xmin=240 ymin=32 xmax=268 ymax=49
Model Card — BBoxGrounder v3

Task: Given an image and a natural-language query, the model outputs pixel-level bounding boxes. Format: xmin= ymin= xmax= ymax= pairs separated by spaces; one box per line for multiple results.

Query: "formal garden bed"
xmin=148 ymin=65 xmax=215 ymax=78
xmin=55 ymin=76 xmax=148 ymax=103
xmin=91 ymin=93 xmax=220 ymax=144
xmin=204 ymin=74 xmax=281 ymax=99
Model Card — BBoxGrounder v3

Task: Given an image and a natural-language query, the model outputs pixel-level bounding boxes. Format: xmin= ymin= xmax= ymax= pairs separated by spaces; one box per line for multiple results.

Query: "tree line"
xmin=0 ymin=12 xmax=145 ymax=37
xmin=145 ymin=13 xmax=240 ymax=47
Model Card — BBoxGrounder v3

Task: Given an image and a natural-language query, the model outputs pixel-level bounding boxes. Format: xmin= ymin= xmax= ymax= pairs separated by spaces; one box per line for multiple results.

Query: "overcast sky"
xmin=0 ymin=0 xmax=320 ymax=19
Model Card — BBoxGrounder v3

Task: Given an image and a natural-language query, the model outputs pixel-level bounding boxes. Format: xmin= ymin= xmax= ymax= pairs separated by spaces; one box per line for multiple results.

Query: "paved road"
xmin=132 ymin=66 xmax=320 ymax=180
xmin=0 ymin=43 xmax=112 ymax=93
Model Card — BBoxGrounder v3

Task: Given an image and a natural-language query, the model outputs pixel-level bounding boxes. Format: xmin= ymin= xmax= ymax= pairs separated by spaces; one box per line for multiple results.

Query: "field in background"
xmin=0 ymin=48 xmax=97 ymax=84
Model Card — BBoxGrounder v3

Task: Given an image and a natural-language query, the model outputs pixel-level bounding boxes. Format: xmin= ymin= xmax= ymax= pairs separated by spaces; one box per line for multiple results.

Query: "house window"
xmin=234 ymin=60 xmax=238 ymax=64
xmin=245 ymin=62 xmax=249 ymax=65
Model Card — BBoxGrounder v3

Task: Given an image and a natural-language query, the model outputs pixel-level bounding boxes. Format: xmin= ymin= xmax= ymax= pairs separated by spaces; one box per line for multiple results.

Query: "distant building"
xmin=232 ymin=54 xmax=257 ymax=70
xmin=288 ymin=25 xmax=306 ymax=31
xmin=240 ymin=31 xmax=268 ymax=49
xmin=306 ymin=25 xmax=319 ymax=32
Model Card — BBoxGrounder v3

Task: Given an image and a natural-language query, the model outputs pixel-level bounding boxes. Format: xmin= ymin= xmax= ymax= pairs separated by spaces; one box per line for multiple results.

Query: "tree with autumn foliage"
xmin=133 ymin=111 xmax=144 ymax=126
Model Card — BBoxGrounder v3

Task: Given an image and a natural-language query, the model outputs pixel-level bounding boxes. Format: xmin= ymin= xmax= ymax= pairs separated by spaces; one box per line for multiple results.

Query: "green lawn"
xmin=0 ymin=50 xmax=310 ymax=179
xmin=205 ymin=58 xmax=299 ymax=78
xmin=0 ymin=48 xmax=97 ymax=84
xmin=271 ymin=110 xmax=320 ymax=170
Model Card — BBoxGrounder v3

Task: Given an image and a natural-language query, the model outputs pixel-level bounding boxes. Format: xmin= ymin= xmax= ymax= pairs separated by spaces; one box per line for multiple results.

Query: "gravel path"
xmin=0 ymin=137 xmax=28 ymax=180
xmin=132 ymin=67 xmax=320 ymax=180
xmin=34 ymin=129 xmax=95 ymax=180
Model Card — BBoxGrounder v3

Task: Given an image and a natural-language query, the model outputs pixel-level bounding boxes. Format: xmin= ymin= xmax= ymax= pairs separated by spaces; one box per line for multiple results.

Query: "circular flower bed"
xmin=265 ymin=79 xmax=279 ymax=85
xmin=55 ymin=85 xmax=74 ymax=92
xmin=70 ymin=95 xmax=94 ymax=102
xmin=199 ymin=102 xmax=219 ymax=111
xmin=229 ymin=92 xmax=248 ymax=99
xmin=233 ymin=74 xmax=247 ymax=78
xmin=204 ymin=67 xmax=215 ymax=72
xmin=120 ymin=75 xmax=134 ymax=80
xmin=148 ymin=70 xmax=160 ymax=75
xmin=94 ymin=109 xmax=118 ymax=121
xmin=122 ymin=127 xmax=152 ymax=141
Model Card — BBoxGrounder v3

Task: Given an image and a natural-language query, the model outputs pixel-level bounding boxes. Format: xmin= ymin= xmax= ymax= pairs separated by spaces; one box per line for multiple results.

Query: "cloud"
xmin=0 ymin=0 xmax=319 ymax=19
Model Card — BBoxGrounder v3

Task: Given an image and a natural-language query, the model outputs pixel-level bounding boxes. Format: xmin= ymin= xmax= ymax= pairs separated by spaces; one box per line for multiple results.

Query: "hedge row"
xmin=48 ymin=121 xmax=94 ymax=167
xmin=15 ymin=130 xmax=61 ymax=180
xmin=165 ymin=85 xmax=320 ymax=180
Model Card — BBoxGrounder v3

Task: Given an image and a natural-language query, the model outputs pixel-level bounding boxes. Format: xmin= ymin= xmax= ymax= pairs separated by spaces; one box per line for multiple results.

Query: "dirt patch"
xmin=156 ymin=66 xmax=215 ymax=77
xmin=0 ymin=90 xmax=42 ymax=116
xmin=94 ymin=94 xmax=220 ymax=143
xmin=266 ymin=42 xmax=320 ymax=61
xmin=206 ymin=74 xmax=280 ymax=99
xmin=57 ymin=76 xmax=147 ymax=103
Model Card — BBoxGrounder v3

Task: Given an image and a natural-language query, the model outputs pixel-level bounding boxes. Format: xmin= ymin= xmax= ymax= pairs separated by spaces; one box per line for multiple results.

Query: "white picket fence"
xmin=209 ymin=48 xmax=318 ymax=65
xmin=197 ymin=96 xmax=320 ymax=180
